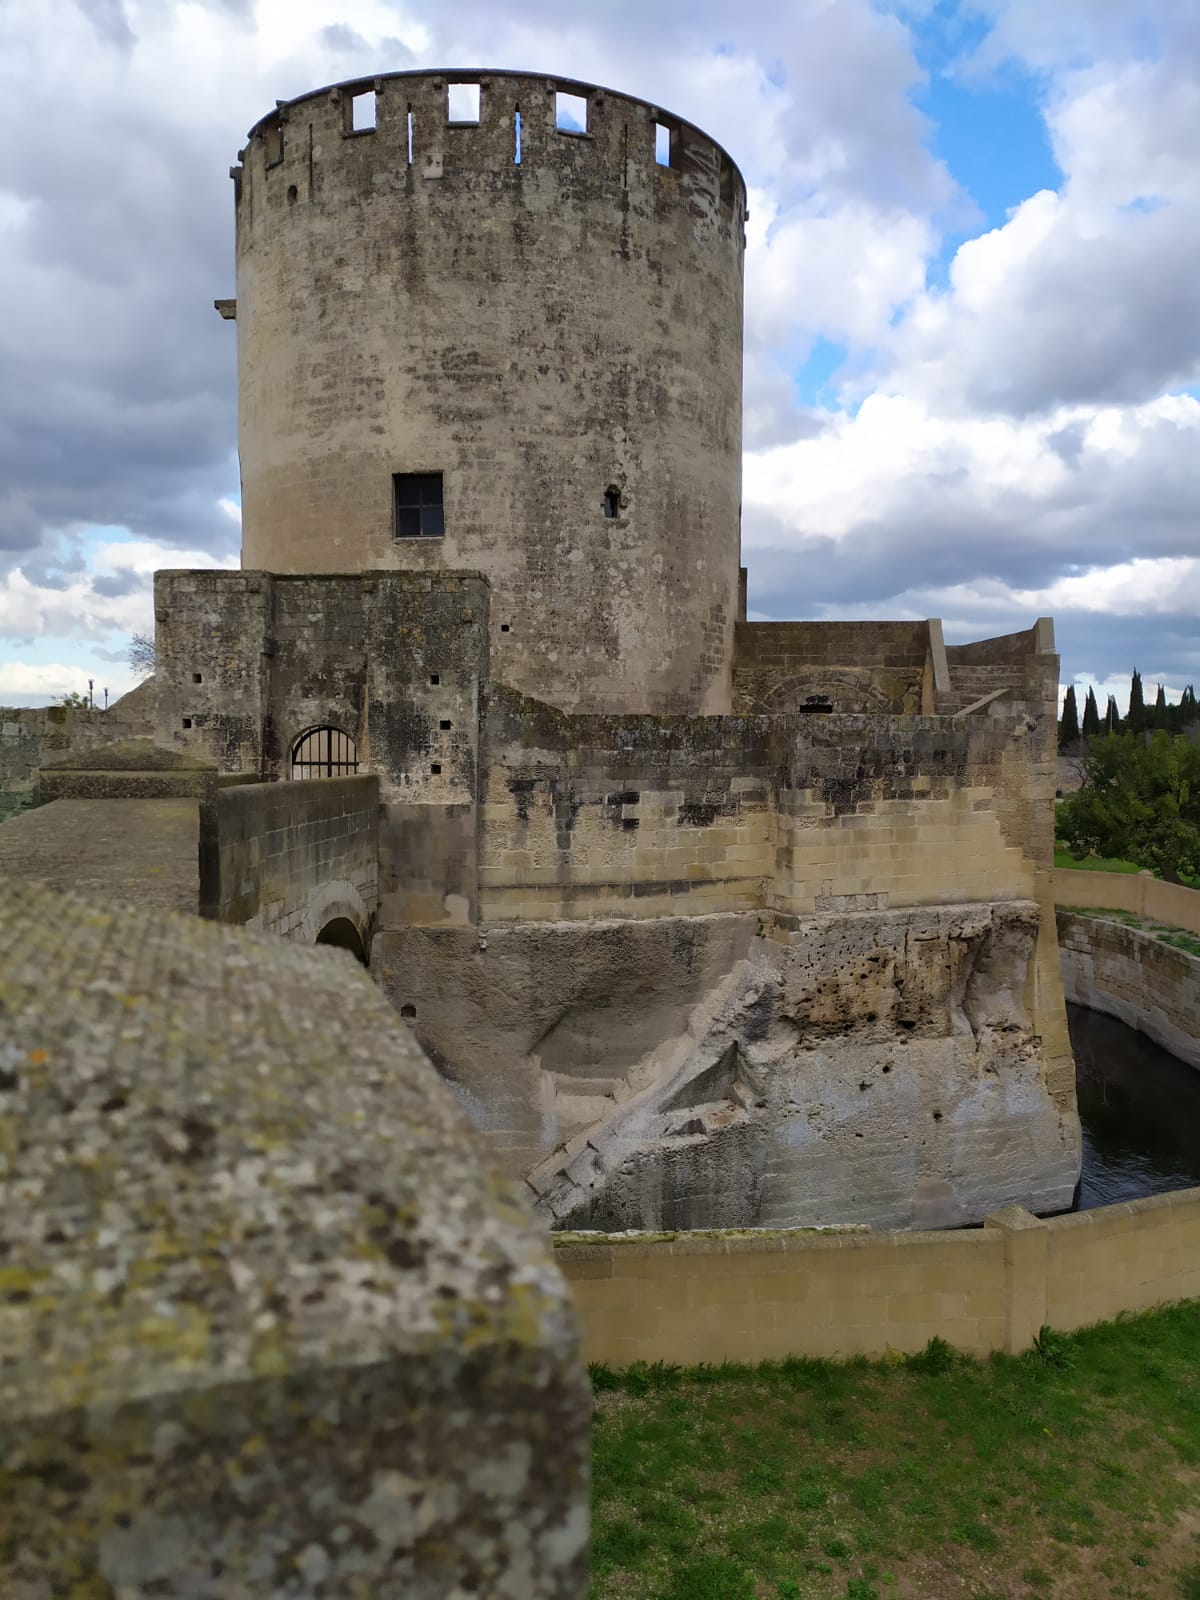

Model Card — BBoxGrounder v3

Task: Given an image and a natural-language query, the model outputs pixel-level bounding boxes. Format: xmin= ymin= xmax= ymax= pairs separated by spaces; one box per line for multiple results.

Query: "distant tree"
xmin=1057 ymin=731 xmax=1200 ymax=883
xmin=1081 ymin=687 xmax=1101 ymax=742
xmin=1058 ymin=685 xmax=1080 ymax=751
xmin=1152 ymin=682 xmax=1168 ymax=730
xmin=56 ymin=690 xmax=91 ymax=710
xmin=129 ymin=631 xmax=156 ymax=678
xmin=1104 ymin=695 xmax=1121 ymax=736
xmin=1128 ymin=668 xmax=1146 ymax=733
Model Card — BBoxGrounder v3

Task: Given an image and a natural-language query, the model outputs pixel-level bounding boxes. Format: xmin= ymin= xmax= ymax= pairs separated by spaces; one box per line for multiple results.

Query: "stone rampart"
xmin=0 ymin=876 xmax=589 ymax=1597
xmin=0 ymin=679 xmax=158 ymax=792
xmin=199 ymin=774 xmax=380 ymax=948
xmin=558 ymin=1189 xmax=1200 ymax=1365
xmin=1057 ymin=908 xmax=1200 ymax=1071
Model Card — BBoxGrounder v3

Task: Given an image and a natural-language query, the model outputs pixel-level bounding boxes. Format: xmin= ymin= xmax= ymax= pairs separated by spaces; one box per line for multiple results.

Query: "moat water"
xmin=1070 ymin=1002 xmax=1200 ymax=1210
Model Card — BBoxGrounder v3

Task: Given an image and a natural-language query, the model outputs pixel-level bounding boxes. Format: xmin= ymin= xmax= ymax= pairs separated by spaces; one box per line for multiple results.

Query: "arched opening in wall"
xmin=291 ymin=726 xmax=359 ymax=779
xmin=315 ymin=917 xmax=367 ymax=965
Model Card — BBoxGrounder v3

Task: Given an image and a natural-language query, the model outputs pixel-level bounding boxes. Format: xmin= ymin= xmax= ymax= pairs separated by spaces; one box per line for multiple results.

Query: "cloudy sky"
xmin=1 ymin=0 xmax=1197 ymax=709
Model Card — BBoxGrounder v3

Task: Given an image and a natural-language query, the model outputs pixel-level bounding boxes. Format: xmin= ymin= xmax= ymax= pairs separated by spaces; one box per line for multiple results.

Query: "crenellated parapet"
xmin=232 ymin=70 xmax=746 ymax=251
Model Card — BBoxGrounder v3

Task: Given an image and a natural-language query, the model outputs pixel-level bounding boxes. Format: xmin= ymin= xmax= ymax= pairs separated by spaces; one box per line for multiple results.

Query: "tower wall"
xmin=233 ymin=70 xmax=746 ymax=714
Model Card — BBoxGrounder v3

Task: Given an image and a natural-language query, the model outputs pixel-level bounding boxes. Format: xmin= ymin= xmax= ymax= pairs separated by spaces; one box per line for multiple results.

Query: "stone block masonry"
xmin=0 ymin=876 xmax=589 ymax=1598
xmin=557 ymin=1187 xmax=1200 ymax=1365
xmin=230 ymin=70 xmax=746 ymax=715
xmin=1058 ymin=907 xmax=1200 ymax=1071
xmin=199 ymin=774 xmax=380 ymax=949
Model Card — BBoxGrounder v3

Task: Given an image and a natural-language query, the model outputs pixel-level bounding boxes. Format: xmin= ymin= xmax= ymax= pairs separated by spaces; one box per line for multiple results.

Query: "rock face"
xmin=383 ymin=903 xmax=1081 ymax=1233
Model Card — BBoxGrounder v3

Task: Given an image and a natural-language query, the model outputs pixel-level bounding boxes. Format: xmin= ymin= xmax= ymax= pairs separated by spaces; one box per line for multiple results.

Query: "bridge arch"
xmin=300 ymin=878 xmax=373 ymax=966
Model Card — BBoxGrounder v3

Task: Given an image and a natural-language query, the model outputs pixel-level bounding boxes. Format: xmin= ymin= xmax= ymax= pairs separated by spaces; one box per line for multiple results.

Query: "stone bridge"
xmin=0 ymin=742 xmax=380 ymax=962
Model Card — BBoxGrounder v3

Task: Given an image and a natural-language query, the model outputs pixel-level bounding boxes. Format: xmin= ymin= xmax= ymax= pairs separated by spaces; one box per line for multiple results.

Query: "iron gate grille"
xmin=291 ymin=726 xmax=359 ymax=779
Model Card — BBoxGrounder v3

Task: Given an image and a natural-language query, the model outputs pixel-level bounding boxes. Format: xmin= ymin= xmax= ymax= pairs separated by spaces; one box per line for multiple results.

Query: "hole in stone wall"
xmin=500 ymin=623 xmax=510 ymax=633
xmin=603 ymin=485 xmax=621 ymax=519
xmin=448 ymin=83 xmax=480 ymax=123
xmin=655 ymin=123 xmax=672 ymax=166
xmin=182 ymin=717 xmax=192 ymax=729
xmin=286 ymin=184 xmax=298 ymax=204
xmin=430 ymin=673 xmax=440 ymax=685
xmin=439 ymin=719 xmax=452 ymax=730
xmin=400 ymin=1003 xmax=417 ymax=1019
xmin=407 ymin=108 xmax=414 ymax=164
xmin=431 ymin=763 xmax=442 ymax=775
xmin=350 ymin=89 xmax=376 ymax=132
xmin=556 ymin=91 xmax=588 ymax=133
xmin=514 ymin=107 xmax=522 ymax=164
xmin=263 ymin=116 xmax=283 ymax=167
xmin=192 ymin=673 xmax=202 ymax=684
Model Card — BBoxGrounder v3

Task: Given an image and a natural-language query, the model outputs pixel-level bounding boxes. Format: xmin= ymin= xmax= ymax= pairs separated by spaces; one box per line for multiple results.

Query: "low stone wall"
xmin=558 ymin=1189 xmax=1200 ymax=1365
xmin=1057 ymin=908 xmax=1200 ymax=1070
xmin=0 ymin=876 xmax=589 ymax=1598
xmin=199 ymin=774 xmax=380 ymax=946
xmin=1052 ymin=866 xmax=1200 ymax=937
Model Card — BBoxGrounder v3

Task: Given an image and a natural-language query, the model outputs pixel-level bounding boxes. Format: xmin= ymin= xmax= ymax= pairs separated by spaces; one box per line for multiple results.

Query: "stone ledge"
xmin=0 ymin=877 xmax=588 ymax=1597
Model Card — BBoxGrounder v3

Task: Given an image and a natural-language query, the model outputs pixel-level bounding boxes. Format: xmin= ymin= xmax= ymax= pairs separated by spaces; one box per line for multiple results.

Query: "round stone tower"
xmin=231 ymin=70 xmax=746 ymax=714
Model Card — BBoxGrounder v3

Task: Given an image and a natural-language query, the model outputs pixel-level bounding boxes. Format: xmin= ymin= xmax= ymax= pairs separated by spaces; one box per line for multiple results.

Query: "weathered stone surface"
xmin=0 ymin=797 xmax=201 ymax=914
xmin=230 ymin=70 xmax=745 ymax=716
xmin=0 ymin=878 xmax=589 ymax=1598
xmin=1059 ymin=908 xmax=1200 ymax=1071
xmin=380 ymin=904 xmax=1080 ymax=1233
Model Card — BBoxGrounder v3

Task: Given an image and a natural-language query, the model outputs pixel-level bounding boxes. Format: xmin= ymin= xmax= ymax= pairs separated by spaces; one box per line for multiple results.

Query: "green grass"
xmin=1053 ymin=845 xmax=1200 ymax=891
xmin=1054 ymin=848 xmax=1143 ymax=875
xmin=590 ymin=1304 xmax=1200 ymax=1599
xmin=1061 ymin=906 xmax=1200 ymax=961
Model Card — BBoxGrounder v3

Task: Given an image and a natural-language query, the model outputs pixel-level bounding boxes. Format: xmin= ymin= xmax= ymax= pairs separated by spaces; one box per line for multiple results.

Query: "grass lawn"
xmin=1054 ymin=848 xmax=1144 ymax=875
xmin=590 ymin=1304 xmax=1200 ymax=1599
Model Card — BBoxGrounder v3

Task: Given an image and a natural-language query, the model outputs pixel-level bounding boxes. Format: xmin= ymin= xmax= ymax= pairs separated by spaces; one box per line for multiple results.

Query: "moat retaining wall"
xmin=1057 ymin=908 xmax=1200 ymax=1072
xmin=558 ymin=1189 xmax=1200 ymax=1364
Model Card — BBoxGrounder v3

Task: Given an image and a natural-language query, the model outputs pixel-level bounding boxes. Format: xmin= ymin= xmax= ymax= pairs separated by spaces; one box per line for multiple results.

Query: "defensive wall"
xmin=198 ymin=774 xmax=380 ymax=955
xmin=229 ymin=69 xmax=746 ymax=716
xmin=146 ymin=570 xmax=1077 ymax=1232
xmin=0 ymin=875 xmax=589 ymax=1598
xmin=556 ymin=1189 xmax=1200 ymax=1365
xmin=0 ymin=677 xmax=157 ymax=792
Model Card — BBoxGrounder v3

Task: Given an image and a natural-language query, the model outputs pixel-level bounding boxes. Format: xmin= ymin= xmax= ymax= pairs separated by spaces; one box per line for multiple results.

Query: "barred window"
xmin=393 ymin=472 xmax=444 ymax=539
xmin=291 ymin=726 xmax=359 ymax=779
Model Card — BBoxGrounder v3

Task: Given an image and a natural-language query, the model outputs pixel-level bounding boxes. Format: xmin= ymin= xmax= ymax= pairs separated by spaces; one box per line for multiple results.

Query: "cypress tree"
xmin=1128 ymin=669 xmax=1145 ymax=732
xmin=1059 ymin=684 xmax=1080 ymax=751
xmin=1104 ymin=695 xmax=1121 ymax=735
xmin=1081 ymin=687 xmax=1101 ymax=741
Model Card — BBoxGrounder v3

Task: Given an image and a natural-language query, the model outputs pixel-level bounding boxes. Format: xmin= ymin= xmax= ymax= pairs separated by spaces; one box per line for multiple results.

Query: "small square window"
xmin=430 ymin=673 xmax=440 ymax=685
xmin=192 ymin=672 xmax=203 ymax=684
xmin=350 ymin=89 xmax=376 ymax=132
xmin=431 ymin=763 xmax=442 ymax=775
xmin=556 ymin=91 xmax=588 ymax=133
xmin=439 ymin=719 xmax=452 ymax=731
xmin=448 ymin=83 xmax=480 ymax=123
xmin=182 ymin=717 xmax=193 ymax=729
xmin=393 ymin=472 xmax=444 ymax=538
